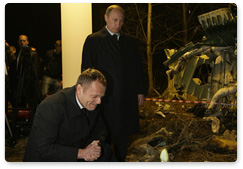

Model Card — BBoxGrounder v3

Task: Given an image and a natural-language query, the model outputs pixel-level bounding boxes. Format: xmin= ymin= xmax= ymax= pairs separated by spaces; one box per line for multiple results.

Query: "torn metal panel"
xmin=165 ymin=49 xmax=211 ymax=100
xmin=206 ymin=83 xmax=237 ymax=114
xmin=182 ymin=55 xmax=210 ymax=100
xmin=163 ymin=8 xmax=236 ymax=105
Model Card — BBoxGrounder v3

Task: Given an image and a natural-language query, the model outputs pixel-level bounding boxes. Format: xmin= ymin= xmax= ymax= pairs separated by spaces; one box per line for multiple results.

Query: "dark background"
xmin=5 ymin=3 xmax=236 ymax=94
xmin=5 ymin=3 xmax=115 ymax=57
xmin=6 ymin=3 xmax=236 ymax=56
xmin=5 ymin=3 xmax=62 ymax=57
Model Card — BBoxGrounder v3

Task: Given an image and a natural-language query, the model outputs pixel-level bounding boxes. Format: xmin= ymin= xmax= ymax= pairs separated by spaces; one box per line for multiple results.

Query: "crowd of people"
xmin=5 ymin=35 xmax=62 ymax=112
xmin=6 ymin=4 xmax=146 ymax=162
xmin=5 ymin=35 xmax=62 ymax=146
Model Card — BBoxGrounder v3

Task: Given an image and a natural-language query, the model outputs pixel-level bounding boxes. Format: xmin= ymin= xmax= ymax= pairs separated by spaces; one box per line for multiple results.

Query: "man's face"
xmin=18 ymin=35 xmax=29 ymax=48
xmin=76 ymin=80 xmax=106 ymax=111
xmin=105 ymin=8 xmax=124 ymax=33
xmin=55 ymin=46 xmax=62 ymax=54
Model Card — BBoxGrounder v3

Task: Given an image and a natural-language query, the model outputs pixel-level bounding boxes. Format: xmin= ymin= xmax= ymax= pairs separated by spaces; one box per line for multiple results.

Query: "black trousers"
xmin=106 ymin=134 xmax=129 ymax=162
xmin=96 ymin=142 xmax=117 ymax=162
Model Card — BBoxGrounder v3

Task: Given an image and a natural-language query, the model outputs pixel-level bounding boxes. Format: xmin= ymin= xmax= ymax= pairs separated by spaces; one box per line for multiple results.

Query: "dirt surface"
xmin=126 ymin=101 xmax=237 ymax=162
xmin=5 ymin=101 xmax=237 ymax=162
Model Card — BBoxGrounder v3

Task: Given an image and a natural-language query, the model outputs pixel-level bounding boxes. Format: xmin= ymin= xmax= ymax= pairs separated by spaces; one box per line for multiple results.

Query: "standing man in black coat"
xmin=82 ymin=5 xmax=146 ymax=161
xmin=8 ymin=34 xmax=42 ymax=113
xmin=23 ymin=68 xmax=114 ymax=162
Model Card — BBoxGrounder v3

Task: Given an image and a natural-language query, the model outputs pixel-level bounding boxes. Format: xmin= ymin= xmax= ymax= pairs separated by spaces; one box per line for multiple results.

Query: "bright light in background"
xmin=61 ymin=3 xmax=92 ymax=88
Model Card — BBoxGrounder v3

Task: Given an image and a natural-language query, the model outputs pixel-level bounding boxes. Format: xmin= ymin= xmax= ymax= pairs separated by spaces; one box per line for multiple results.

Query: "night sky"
xmin=5 ymin=3 xmax=115 ymax=57
xmin=5 ymin=3 xmax=61 ymax=57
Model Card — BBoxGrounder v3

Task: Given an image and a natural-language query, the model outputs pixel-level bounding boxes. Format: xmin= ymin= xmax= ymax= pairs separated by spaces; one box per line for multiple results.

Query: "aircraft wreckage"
xmin=163 ymin=8 xmax=237 ymax=123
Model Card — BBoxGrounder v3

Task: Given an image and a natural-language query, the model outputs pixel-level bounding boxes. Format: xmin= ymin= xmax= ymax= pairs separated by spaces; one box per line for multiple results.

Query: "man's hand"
xmin=77 ymin=140 xmax=101 ymax=161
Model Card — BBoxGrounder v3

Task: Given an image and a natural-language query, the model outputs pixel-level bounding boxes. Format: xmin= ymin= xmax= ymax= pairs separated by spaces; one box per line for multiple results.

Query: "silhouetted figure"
xmin=42 ymin=40 xmax=62 ymax=98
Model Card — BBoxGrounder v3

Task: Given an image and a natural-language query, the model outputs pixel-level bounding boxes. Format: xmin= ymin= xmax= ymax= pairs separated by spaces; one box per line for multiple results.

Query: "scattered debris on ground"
xmin=126 ymin=101 xmax=237 ymax=162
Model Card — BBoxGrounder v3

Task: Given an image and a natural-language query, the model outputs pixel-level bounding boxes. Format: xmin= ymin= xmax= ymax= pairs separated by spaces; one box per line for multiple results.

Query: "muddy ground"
xmin=5 ymin=101 xmax=237 ymax=162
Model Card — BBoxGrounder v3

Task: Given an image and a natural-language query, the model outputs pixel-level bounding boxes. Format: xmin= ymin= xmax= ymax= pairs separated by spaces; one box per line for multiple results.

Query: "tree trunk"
xmin=147 ymin=3 xmax=153 ymax=95
xmin=182 ymin=4 xmax=188 ymax=45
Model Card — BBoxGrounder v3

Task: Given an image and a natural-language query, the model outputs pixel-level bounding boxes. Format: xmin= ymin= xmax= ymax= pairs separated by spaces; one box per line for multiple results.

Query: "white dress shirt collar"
xmin=75 ymin=94 xmax=84 ymax=110
xmin=105 ymin=26 xmax=120 ymax=39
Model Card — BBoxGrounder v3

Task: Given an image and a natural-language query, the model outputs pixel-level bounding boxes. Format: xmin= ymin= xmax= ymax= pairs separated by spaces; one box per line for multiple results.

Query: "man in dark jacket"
xmin=82 ymin=5 xmax=146 ymax=161
xmin=23 ymin=68 xmax=114 ymax=162
xmin=42 ymin=40 xmax=62 ymax=98
xmin=8 ymin=34 xmax=42 ymax=113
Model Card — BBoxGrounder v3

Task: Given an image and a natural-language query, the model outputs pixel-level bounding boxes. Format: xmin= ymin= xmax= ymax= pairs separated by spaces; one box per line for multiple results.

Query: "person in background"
xmin=41 ymin=40 xmax=62 ymax=98
xmin=5 ymin=41 xmax=16 ymax=112
xmin=81 ymin=5 xmax=146 ymax=161
xmin=5 ymin=41 xmax=16 ymax=79
xmin=8 ymin=34 xmax=42 ymax=113
xmin=23 ymin=68 xmax=115 ymax=162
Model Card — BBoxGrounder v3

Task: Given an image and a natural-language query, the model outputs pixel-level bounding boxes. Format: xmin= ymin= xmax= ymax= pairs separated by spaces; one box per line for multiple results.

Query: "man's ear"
xmin=76 ymin=84 xmax=83 ymax=94
xmin=104 ymin=14 xmax=108 ymax=22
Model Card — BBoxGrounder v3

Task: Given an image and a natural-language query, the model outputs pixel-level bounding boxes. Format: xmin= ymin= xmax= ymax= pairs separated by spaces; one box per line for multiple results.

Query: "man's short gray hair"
xmin=105 ymin=5 xmax=124 ymax=16
xmin=76 ymin=68 xmax=107 ymax=88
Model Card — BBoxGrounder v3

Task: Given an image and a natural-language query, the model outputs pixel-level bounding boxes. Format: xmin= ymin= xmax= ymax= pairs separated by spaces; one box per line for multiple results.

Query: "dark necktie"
xmin=113 ymin=34 xmax=118 ymax=41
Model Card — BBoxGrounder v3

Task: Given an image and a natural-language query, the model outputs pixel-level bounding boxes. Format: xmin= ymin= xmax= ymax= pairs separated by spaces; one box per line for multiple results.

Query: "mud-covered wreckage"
xmin=163 ymin=8 xmax=237 ymax=125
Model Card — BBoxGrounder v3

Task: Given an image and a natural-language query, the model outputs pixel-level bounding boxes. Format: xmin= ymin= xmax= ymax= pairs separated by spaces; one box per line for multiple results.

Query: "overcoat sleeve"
xmin=84 ymin=112 xmax=107 ymax=148
xmin=81 ymin=35 xmax=97 ymax=72
xmin=32 ymin=100 xmax=79 ymax=161
xmin=133 ymin=38 xmax=146 ymax=95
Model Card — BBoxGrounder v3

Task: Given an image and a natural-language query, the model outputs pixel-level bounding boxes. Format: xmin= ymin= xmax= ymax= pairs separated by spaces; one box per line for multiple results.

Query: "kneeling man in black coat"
xmin=23 ymin=68 xmax=115 ymax=162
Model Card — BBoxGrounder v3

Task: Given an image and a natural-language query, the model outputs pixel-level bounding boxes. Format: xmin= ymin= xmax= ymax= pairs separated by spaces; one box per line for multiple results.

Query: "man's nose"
xmin=118 ymin=20 xmax=123 ymax=27
xmin=118 ymin=21 xmax=121 ymax=27
xmin=96 ymin=97 xmax=102 ymax=105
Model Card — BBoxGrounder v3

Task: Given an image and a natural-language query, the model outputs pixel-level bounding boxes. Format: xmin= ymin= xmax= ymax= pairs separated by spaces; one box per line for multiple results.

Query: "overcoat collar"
xmin=100 ymin=27 xmax=123 ymax=38
xmin=64 ymin=85 xmax=84 ymax=118
xmin=64 ymin=85 xmax=96 ymax=118
xmin=100 ymin=27 xmax=111 ymax=38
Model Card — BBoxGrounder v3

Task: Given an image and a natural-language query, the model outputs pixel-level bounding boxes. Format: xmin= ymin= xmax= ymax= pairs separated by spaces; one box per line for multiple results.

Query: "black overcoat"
xmin=82 ymin=27 xmax=146 ymax=137
xmin=23 ymin=86 xmax=107 ymax=162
